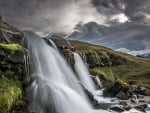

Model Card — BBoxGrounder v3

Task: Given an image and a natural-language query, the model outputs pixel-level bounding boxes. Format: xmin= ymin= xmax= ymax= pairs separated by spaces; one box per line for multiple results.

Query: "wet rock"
xmin=137 ymin=95 xmax=144 ymax=99
xmin=145 ymin=108 xmax=150 ymax=112
xmin=139 ymin=99 xmax=146 ymax=103
xmin=104 ymin=82 xmax=122 ymax=97
xmin=116 ymin=91 xmax=129 ymax=100
xmin=134 ymin=104 xmax=147 ymax=112
xmin=60 ymin=48 xmax=75 ymax=69
xmin=131 ymin=98 xmax=137 ymax=103
xmin=46 ymin=34 xmax=71 ymax=49
xmin=130 ymin=85 xmax=150 ymax=96
xmin=110 ymin=105 xmax=125 ymax=112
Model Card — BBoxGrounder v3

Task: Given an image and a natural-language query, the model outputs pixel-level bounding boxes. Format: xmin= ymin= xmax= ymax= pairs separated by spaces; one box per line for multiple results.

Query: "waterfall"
xmin=48 ymin=38 xmax=58 ymax=50
xmin=74 ymin=52 xmax=96 ymax=91
xmin=24 ymin=31 xmax=92 ymax=113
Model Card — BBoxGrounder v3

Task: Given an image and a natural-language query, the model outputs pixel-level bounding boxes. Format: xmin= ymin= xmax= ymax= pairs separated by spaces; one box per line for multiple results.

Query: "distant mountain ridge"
xmin=69 ymin=22 xmax=150 ymax=52
xmin=137 ymin=53 xmax=150 ymax=58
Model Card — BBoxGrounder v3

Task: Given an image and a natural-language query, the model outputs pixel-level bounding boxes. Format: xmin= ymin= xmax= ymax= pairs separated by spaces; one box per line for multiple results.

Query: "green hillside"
xmin=69 ymin=40 xmax=150 ymax=86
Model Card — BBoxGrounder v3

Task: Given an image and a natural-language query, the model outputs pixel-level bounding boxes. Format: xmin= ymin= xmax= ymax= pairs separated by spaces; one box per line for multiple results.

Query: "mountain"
xmin=69 ymin=22 xmax=150 ymax=52
xmin=137 ymin=53 xmax=150 ymax=59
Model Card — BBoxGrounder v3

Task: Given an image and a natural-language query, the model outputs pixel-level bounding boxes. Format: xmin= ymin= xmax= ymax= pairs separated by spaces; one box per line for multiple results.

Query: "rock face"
xmin=44 ymin=34 xmax=75 ymax=69
xmin=79 ymin=50 xmax=127 ymax=68
xmin=0 ymin=19 xmax=28 ymax=113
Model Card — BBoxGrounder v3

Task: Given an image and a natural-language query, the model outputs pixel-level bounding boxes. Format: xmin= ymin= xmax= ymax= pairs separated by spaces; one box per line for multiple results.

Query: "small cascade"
xmin=24 ymin=31 xmax=92 ymax=113
xmin=73 ymin=52 xmax=119 ymax=105
xmin=92 ymin=75 xmax=103 ymax=89
xmin=74 ymin=52 xmax=96 ymax=91
xmin=81 ymin=53 xmax=87 ymax=64
xmin=48 ymin=38 xmax=58 ymax=50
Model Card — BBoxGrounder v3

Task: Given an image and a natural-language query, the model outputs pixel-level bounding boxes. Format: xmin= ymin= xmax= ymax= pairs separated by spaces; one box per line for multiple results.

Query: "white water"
xmin=25 ymin=31 xmax=92 ymax=113
xmin=48 ymin=38 xmax=58 ymax=50
xmin=74 ymin=52 xmax=96 ymax=91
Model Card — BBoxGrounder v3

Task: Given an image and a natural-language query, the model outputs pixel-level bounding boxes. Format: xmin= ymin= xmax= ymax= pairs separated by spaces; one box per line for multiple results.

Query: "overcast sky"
xmin=0 ymin=0 xmax=150 ymax=35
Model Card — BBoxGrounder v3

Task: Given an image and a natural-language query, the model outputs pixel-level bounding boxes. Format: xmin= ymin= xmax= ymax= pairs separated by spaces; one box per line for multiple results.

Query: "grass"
xmin=0 ymin=78 xmax=22 ymax=113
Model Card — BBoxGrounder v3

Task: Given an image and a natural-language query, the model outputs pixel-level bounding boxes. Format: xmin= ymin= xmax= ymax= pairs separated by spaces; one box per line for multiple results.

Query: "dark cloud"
xmin=0 ymin=0 xmax=73 ymax=34
xmin=0 ymin=0 xmax=107 ymax=35
xmin=0 ymin=0 xmax=150 ymax=35
xmin=91 ymin=0 xmax=150 ymax=24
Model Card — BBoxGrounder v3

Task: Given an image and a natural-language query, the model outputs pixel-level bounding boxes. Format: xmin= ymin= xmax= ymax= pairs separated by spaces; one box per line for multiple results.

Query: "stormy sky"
xmin=0 ymin=0 xmax=150 ymax=55
xmin=0 ymin=0 xmax=149 ymax=35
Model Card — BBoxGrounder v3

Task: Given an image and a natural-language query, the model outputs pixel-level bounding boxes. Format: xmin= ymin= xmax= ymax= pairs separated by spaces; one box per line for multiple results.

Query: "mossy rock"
xmin=0 ymin=78 xmax=22 ymax=113
xmin=116 ymin=78 xmax=129 ymax=93
xmin=0 ymin=43 xmax=27 ymax=79
xmin=0 ymin=43 xmax=23 ymax=52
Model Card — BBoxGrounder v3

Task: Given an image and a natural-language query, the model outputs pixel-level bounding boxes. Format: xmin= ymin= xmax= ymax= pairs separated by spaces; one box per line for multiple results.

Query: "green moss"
xmin=90 ymin=68 xmax=114 ymax=81
xmin=0 ymin=78 xmax=22 ymax=113
xmin=0 ymin=43 xmax=23 ymax=51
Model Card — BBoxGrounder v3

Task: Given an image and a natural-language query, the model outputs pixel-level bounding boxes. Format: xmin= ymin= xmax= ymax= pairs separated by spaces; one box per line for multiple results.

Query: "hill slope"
xmin=70 ymin=40 xmax=150 ymax=85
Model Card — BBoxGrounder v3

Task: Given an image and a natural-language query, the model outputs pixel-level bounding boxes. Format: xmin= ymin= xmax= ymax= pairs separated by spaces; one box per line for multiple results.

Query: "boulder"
xmin=110 ymin=105 xmax=125 ymax=112
xmin=45 ymin=34 xmax=71 ymax=49
xmin=103 ymin=79 xmax=129 ymax=98
xmin=103 ymin=82 xmax=123 ymax=97
xmin=116 ymin=91 xmax=129 ymax=100
xmin=134 ymin=104 xmax=148 ymax=112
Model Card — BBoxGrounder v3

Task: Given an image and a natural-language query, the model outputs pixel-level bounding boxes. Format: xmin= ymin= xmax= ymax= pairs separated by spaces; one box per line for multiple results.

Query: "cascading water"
xmin=24 ymin=31 xmax=93 ymax=113
xmin=74 ymin=52 xmax=96 ymax=91
xmin=48 ymin=38 xmax=58 ymax=50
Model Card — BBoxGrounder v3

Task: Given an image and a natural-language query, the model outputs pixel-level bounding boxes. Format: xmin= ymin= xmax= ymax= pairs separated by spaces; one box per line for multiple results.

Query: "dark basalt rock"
xmin=46 ymin=34 xmax=71 ymax=49
xmin=103 ymin=79 xmax=129 ymax=98
xmin=103 ymin=82 xmax=123 ymax=97
xmin=116 ymin=91 xmax=129 ymax=100
xmin=110 ymin=105 xmax=125 ymax=112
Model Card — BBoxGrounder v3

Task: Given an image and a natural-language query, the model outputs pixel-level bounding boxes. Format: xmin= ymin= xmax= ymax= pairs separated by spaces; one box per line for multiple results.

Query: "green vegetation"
xmin=0 ymin=43 xmax=23 ymax=51
xmin=90 ymin=68 xmax=114 ymax=81
xmin=70 ymin=40 xmax=150 ymax=84
xmin=0 ymin=78 xmax=22 ymax=113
